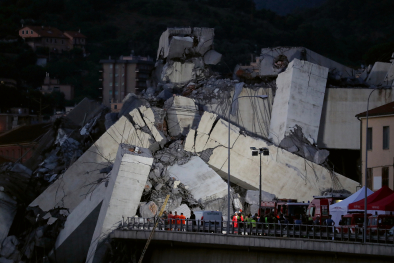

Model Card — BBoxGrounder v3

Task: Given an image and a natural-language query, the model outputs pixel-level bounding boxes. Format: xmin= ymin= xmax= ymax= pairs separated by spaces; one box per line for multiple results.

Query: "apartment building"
xmin=99 ymin=55 xmax=154 ymax=107
xmin=356 ymin=101 xmax=394 ymax=190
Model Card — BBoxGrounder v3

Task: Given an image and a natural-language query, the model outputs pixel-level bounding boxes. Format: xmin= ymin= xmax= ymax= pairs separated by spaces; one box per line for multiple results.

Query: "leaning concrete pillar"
xmin=86 ymin=144 xmax=153 ymax=263
xmin=269 ymin=59 xmax=328 ymax=144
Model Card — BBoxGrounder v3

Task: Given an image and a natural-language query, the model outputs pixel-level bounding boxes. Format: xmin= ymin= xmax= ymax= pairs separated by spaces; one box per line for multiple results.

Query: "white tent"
xmin=329 ymin=186 xmax=373 ymax=225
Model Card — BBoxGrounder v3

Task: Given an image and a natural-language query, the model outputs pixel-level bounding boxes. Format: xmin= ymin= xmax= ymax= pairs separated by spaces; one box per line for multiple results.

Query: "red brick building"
xmin=0 ymin=123 xmax=50 ymax=164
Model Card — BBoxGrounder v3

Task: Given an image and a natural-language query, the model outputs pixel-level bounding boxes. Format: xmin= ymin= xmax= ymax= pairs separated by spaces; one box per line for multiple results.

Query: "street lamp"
xmin=363 ymin=87 xmax=382 ymax=243
xmin=227 ymin=94 xmax=268 ymax=234
xmin=250 ymin=147 xmax=269 ymax=216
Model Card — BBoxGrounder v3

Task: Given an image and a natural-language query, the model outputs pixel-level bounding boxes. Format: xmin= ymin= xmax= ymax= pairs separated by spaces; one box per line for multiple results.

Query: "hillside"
xmin=254 ymin=0 xmax=327 ymax=16
xmin=0 ymin=0 xmax=394 ymax=108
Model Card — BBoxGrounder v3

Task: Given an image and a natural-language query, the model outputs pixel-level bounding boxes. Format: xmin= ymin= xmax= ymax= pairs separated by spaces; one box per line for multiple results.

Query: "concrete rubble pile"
xmin=142 ymin=27 xmax=222 ymax=101
xmin=0 ymin=163 xmax=33 ymax=247
xmin=3 ymin=29 xmax=389 ymax=263
xmin=184 ymin=111 xmax=358 ymax=201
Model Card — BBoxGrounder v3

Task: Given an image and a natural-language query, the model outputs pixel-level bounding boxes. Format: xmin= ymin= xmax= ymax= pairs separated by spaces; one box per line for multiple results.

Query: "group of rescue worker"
xmin=161 ymin=210 xmax=188 ymax=230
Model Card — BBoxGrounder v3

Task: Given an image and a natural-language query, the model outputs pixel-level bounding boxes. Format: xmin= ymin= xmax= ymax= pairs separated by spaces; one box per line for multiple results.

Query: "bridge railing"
xmin=120 ymin=217 xmax=394 ymax=244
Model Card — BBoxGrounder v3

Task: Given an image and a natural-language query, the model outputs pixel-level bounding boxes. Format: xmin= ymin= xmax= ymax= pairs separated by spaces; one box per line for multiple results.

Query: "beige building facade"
xmin=41 ymin=73 xmax=74 ymax=100
xmin=357 ymin=101 xmax=394 ymax=191
xmin=99 ymin=56 xmax=154 ymax=107
xmin=19 ymin=26 xmax=86 ymax=53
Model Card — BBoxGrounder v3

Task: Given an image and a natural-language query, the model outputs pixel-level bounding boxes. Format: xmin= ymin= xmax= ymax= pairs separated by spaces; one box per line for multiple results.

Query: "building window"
xmin=109 ymin=83 xmax=112 ymax=86
xmin=110 ymin=65 xmax=113 ymax=69
xmin=109 ymin=73 xmax=112 ymax=78
xmin=47 ymin=38 xmax=49 ymax=42
xmin=367 ymin=168 xmax=373 ymax=189
xmin=109 ymin=90 xmax=112 ymax=95
xmin=115 ymin=65 xmax=119 ymax=69
xmin=383 ymin=126 xmax=389 ymax=149
xmin=55 ymin=39 xmax=57 ymax=43
xmin=115 ymin=91 xmax=118 ymax=95
xmin=382 ymin=167 xmax=389 ymax=187
xmin=31 ymin=30 xmax=33 ymax=34
xmin=367 ymin=127 xmax=372 ymax=150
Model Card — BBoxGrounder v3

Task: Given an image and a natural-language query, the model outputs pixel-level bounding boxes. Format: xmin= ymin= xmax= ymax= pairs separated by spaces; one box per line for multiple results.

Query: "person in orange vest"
xmin=232 ymin=212 xmax=238 ymax=233
xmin=179 ymin=212 xmax=186 ymax=230
xmin=174 ymin=211 xmax=180 ymax=230
xmin=167 ymin=211 xmax=174 ymax=230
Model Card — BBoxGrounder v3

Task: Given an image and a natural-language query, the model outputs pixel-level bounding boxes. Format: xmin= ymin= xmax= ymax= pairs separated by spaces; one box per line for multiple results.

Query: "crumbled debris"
xmin=279 ymin=125 xmax=330 ymax=165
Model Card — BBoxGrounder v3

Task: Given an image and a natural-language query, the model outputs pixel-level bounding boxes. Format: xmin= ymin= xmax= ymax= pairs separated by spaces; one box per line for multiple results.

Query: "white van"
xmin=193 ymin=211 xmax=223 ymax=230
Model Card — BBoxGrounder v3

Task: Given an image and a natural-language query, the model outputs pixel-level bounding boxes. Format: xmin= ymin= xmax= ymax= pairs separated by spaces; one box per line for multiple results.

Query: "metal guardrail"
xmin=121 ymin=217 xmax=394 ymax=244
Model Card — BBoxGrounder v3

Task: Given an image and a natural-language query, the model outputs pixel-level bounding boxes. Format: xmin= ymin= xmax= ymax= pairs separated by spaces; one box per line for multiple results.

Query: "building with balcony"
xmin=99 ymin=55 xmax=154 ymax=107
xmin=356 ymin=101 xmax=394 ymax=190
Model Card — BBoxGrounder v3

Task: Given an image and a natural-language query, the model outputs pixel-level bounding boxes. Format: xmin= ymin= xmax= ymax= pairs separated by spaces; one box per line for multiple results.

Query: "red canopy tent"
xmin=348 ymin=186 xmax=394 ymax=211
xmin=368 ymin=192 xmax=394 ymax=212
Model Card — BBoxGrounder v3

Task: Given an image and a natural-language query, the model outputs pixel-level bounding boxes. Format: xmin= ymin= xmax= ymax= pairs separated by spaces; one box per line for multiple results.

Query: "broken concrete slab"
xmin=139 ymin=201 xmax=158 ymax=218
xmin=161 ymin=61 xmax=195 ymax=84
xmin=196 ymin=84 xmax=273 ymax=139
xmin=259 ymin=47 xmax=355 ymax=78
xmin=197 ymin=111 xmax=217 ymax=135
xmin=185 ymin=114 xmax=358 ymax=202
xmin=66 ymin=98 xmax=104 ymax=127
xmin=245 ymin=190 xmax=276 ymax=205
xmin=167 ymin=36 xmax=194 ymax=59
xmin=209 ymin=118 xmax=240 ymax=148
xmin=317 ymin=87 xmax=393 ymax=149
xmin=167 ymin=156 xmax=228 ymax=204
xmin=53 ymin=144 xmax=152 ymax=263
xmin=192 ymin=27 xmax=215 ymax=55
xmin=86 ymin=144 xmax=153 ymax=263
xmin=203 ymin=50 xmax=222 ymax=65
xmin=184 ymin=129 xmax=196 ymax=152
xmin=29 ymin=116 xmax=156 ymax=213
xmin=382 ymin=62 xmax=394 ymax=87
xmin=269 ymin=59 xmax=328 ymax=144
xmin=366 ymin=62 xmax=392 ymax=86
xmin=166 ymin=96 xmax=200 ymax=137
xmin=157 ymin=28 xmax=192 ymax=60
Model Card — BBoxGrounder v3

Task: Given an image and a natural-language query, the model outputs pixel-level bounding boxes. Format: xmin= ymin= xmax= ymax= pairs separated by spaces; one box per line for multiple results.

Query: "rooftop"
xmin=22 ymin=25 xmax=68 ymax=39
xmin=356 ymin=101 xmax=394 ymax=118
xmin=0 ymin=123 xmax=51 ymax=145
xmin=64 ymin=31 xmax=87 ymax=39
